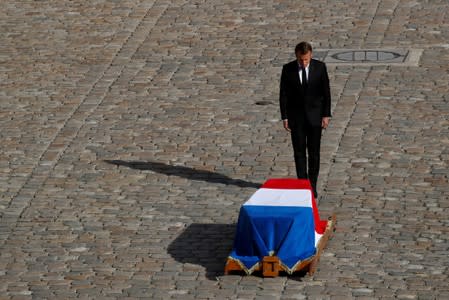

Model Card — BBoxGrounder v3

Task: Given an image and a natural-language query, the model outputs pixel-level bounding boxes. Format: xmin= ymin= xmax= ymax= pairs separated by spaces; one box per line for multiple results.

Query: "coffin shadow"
xmin=167 ymin=223 xmax=236 ymax=280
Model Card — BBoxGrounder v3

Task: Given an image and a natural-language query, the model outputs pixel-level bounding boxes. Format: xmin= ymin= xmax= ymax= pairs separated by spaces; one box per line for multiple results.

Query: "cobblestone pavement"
xmin=1 ymin=0 xmax=449 ymax=299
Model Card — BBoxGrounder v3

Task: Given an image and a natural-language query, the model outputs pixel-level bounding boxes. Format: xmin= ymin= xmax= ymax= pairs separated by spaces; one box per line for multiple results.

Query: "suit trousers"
xmin=290 ymin=119 xmax=322 ymax=192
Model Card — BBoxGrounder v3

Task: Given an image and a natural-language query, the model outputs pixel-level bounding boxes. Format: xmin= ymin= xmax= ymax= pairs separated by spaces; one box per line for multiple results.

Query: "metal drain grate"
xmin=255 ymin=101 xmax=273 ymax=106
xmin=313 ymin=49 xmax=422 ymax=66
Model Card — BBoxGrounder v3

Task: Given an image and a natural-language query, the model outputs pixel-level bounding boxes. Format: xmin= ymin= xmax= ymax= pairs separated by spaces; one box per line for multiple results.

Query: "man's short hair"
xmin=295 ymin=42 xmax=313 ymax=55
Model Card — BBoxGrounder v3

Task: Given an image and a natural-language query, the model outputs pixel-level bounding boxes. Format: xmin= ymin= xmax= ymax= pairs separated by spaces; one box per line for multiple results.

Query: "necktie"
xmin=301 ymin=67 xmax=307 ymax=88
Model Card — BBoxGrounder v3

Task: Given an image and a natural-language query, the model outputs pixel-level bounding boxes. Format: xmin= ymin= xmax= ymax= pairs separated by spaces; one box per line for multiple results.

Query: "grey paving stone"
xmin=1 ymin=0 xmax=449 ymax=299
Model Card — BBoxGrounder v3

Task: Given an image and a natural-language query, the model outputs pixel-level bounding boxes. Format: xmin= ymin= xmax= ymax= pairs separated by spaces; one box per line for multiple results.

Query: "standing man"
xmin=279 ymin=42 xmax=331 ymax=198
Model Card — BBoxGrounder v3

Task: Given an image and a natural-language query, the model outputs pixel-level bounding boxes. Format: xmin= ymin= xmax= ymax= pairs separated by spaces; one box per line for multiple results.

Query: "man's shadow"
xmin=104 ymin=160 xmax=260 ymax=189
xmin=167 ymin=223 xmax=236 ymax=280
xmin=105 ymin=160 xmax=262 ymax=279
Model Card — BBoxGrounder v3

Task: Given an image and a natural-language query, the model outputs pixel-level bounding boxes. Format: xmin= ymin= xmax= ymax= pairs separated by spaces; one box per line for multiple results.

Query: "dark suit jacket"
xmin=279 ymin=59 xmax=331 ymax=127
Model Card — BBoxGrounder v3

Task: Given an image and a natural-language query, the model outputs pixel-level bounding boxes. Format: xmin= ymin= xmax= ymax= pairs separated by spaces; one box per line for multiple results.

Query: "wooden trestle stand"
xmin=224 ymin=214 xmax=336 ymax=277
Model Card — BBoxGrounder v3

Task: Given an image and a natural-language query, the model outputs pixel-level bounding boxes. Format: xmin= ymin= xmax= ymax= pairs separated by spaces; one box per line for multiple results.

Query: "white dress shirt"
xmin=282 ymin=64 xmax=310 ymax=122
xmin=299 ymin=64 xmax=309 ymax=84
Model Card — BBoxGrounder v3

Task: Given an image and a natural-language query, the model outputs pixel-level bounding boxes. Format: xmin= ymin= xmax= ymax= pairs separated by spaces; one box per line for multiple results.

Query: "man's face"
xmin=296 ymin=51 xmax=312 ymax=67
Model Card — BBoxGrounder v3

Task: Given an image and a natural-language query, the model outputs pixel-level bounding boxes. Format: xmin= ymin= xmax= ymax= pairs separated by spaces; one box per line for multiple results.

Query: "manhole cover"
xmin=315 ymin=49 xmax=422 ymax=66
xmin=331 ymin=50 xmax=404 ymax=62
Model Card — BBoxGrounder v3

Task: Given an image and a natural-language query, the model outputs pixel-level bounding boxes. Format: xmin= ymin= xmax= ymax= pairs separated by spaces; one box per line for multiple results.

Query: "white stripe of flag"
xmin=243 ymin=188 xmax=312 ymax=207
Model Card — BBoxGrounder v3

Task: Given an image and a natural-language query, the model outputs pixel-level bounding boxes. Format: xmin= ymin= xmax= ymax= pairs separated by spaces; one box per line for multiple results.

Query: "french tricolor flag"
xmin=228 ymin=178 xmax=328 ymax=274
